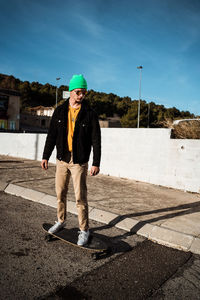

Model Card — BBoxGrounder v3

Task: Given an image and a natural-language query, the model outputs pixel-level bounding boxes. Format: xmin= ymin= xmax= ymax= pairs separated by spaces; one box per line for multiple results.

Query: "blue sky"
xmin=1 ymin=0 xmax=200 ymax=115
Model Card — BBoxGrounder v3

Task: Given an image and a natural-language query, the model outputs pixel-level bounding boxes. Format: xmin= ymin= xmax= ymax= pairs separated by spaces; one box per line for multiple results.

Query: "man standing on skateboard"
xmin=41 ymin=74 xmax=101 ymax=246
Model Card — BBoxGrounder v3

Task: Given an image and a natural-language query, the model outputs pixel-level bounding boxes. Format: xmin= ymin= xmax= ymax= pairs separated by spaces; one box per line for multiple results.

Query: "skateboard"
xmin=43 ymin=223 xmax=110 ymax=260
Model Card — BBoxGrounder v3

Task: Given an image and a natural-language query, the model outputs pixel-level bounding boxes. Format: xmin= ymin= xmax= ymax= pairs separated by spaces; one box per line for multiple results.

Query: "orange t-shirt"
xmin=67 ymin=105 xmax=81 ymax=152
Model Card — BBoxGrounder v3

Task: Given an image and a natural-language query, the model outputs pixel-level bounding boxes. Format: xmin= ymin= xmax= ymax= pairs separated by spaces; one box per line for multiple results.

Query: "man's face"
xmin=70 ymin=89 xmax=87 ymax=104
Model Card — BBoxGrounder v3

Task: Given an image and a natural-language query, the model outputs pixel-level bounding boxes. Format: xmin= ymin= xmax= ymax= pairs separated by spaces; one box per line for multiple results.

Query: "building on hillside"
xmin=27 ymin=106 xmax=54 ymax=117
xmin=99 ymin=115 xmax=121 ymax=128
xmin=0 ymin=88 xmax=20 ymax=131
xmin=20 ymin=106 xmax=55 ymax=132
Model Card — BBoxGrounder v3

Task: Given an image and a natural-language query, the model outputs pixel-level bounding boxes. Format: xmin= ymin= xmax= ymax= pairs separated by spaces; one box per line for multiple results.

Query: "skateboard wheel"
xmin=45 ymin=234 xmax=52 ymax=242
xmin=91 ymin=253 xmax=99 ymax=260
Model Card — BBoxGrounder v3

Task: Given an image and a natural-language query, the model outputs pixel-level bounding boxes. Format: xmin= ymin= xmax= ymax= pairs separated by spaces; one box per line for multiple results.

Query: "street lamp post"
xmin=137 ymin=66 xmax=143 ymax=128
xmin=56 ymin=77 xmax=61 ymax=108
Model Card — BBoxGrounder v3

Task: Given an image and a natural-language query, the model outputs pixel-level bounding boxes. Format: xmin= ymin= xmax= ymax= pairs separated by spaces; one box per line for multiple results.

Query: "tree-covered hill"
xmin=0 ymin=73 xmax=195 ymax=128
xmin=0 ymin=73 xmax=68 ymax=109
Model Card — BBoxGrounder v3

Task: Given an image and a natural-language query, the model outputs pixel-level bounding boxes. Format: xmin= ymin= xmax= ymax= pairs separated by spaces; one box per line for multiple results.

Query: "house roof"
xmin=29 ymin=106 xmax=54 ymax=111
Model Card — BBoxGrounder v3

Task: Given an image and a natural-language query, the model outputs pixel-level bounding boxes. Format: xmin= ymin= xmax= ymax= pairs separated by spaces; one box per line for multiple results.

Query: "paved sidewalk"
xmin=0 ymin=155 xmax=200 ymax=254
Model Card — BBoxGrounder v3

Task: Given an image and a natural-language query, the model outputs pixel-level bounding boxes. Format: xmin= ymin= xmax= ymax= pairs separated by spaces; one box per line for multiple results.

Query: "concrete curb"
xmin=0 ymin=181 xmax=9 ymax=191
xmin=2 ymin=181 xmax=200 ymax=255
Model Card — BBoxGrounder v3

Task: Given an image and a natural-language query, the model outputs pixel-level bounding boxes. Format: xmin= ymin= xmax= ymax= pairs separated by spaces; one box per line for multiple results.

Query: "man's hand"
xmin=90 ymin=166 xmax=99 ymax=176
xmin=41 ymin=159 xmax=48 ymax=170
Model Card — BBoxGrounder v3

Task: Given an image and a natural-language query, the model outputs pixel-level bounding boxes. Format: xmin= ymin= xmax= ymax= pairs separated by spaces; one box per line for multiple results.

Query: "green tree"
xmin=120 ymin=101 xmax=138 ymax=127
xmin=19 ymin=81 xmax=31 ymax=109
xmin=116 ymin=96 xmax=132 ymax=117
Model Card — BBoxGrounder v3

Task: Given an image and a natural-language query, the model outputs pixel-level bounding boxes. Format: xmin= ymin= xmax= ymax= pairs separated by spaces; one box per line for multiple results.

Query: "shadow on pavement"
xmin=91 ymin=200 xmax=200 ymax=248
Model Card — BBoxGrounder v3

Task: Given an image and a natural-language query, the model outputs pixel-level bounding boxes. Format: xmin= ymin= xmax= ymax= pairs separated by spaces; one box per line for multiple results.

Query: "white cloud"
xmin=73 ymin=14 xmax=103 ymax=39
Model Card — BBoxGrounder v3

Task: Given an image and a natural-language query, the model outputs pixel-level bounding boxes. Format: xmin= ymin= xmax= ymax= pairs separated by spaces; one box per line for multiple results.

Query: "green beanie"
xmin=69 ymin=74 xmax=87 ymax=91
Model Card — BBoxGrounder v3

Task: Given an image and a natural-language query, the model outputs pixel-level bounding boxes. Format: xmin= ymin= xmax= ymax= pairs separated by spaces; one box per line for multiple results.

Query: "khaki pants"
xmin=55 ymin=153 xmax=88 ymax=231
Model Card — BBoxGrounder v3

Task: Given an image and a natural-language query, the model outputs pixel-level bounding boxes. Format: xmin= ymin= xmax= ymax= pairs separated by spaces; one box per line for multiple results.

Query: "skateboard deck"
xmin=43 ymin=223 xmax=110 ymax=259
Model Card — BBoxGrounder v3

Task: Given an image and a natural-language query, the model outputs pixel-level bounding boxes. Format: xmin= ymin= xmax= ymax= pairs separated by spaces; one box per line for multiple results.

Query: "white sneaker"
xmin=77 ymin=230 xmax=90 ymax=246
xmin=48 ymin=221 xmax=65 ymax=234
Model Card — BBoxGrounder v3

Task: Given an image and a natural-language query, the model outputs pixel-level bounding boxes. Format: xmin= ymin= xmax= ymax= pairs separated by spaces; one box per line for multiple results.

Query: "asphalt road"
xmin=0 ymin=192 xmax=200 ymax=300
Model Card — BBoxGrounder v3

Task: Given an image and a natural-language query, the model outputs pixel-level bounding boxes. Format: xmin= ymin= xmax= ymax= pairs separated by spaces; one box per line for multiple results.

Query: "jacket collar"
xmin=59 ymin=98 xmax=89 ymax=123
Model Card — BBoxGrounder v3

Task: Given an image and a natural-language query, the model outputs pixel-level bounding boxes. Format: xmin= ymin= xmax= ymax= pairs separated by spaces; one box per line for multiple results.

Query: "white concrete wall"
xmin=99 ymin=128 xmax=200 ymax=193
xmin=0 ymin=129 xmax=200 ymax=193
xmin=0 ymin=133 xmax=56 ymax=163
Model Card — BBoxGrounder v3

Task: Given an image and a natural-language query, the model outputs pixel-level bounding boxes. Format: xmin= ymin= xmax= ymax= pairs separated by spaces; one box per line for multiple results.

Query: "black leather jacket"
xmin=42 ymin=99 xmax=101 ymax=167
